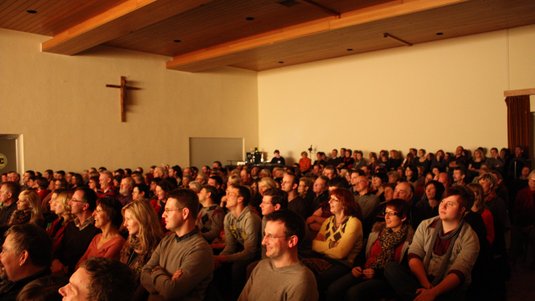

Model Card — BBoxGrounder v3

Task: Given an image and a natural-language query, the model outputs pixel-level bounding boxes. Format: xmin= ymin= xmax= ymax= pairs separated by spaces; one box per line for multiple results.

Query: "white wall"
xmin=258 ymin=25 xmax=535 ymax=164
xmin=0 ymin=29 xmax=259 ymax=172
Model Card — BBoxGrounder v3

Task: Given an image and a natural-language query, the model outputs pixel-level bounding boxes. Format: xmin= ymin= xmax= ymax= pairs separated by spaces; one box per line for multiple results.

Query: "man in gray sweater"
xmin=214 ymin=185 xmax=261 ymax=299
xmin=239 ymin=210 xmax=318 ymax=301
xmin=141 ymin=189 xmax=213 ymax=301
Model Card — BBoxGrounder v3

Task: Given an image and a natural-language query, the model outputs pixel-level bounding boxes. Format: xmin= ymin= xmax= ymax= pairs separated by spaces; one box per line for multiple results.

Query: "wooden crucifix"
xmin=105 ymin=76 xmax=140 ymax=122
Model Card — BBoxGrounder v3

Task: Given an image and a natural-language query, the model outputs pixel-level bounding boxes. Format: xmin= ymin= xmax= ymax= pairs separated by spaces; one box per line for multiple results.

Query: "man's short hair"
xmin=1 ymin=181 xmax=20 ymax=199
xmin=350 ymin=169 xmax=365 ymax=177
xmin=202 ymin=185 xmax=220 ymax=203
xmin=35 ymin=177 xmax=49 ymax=190
xmin=75 ymin=187 xmax=97 ymax=211
xmin=209 ymin=175 xmax=224 ymax=186
xmin=453 ymin=167 xmax=466 ymax=175
xmin=167 ymin=189 xmax=200 ymax=217
xmin=263 ymin=189 xmax=288 ymax=210
xmin=284 ymin=172 xmax=299 ymax=186
xmin=82 ymin=257 xmax=135 ymax=301
xmin=5 ymin=224 xmax=52 ymax=268
xmin=265 ymin=210 xmax=305 ymax=246
xmin=158 ymin=178 xmax=178 ymax=192
xmin=444 ymin=185 xmax=474 ymax=211
xmin=327 ymin=177 xmax=349 ymax=189
xmin=234 ymin=185 xmax=252 ymax=206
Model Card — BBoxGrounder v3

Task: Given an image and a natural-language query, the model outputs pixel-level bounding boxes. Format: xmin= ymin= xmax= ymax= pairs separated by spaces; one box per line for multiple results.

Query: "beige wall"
xmin=3 ymin=23 xmax=535 ymax=172
xmin=0 ymin=29 xmax=258 ymax=172
xmin=258 ymin=25 xmax=535 ymax=164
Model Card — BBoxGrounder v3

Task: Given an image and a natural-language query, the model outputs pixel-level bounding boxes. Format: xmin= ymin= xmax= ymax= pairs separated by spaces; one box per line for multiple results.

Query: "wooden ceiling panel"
xmin=0 ymin=0 xmax=127 ymax=36
xmin=106 ymin=0 xmax=370 ymax=57
xmin=1 ymin=0 xmax=535 ymax=72
xmin=228 ymin=0 xmax=535 ymax=71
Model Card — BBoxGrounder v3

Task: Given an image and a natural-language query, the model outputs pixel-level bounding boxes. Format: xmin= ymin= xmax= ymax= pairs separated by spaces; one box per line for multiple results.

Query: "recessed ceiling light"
xmin=245 ymin=16 xmax=255 ymax=21
xmin=173 ymin=39 xmax=182 ymax=43
xmin=26 ymin=9 xmax=38 ymax=14
xmin=436 ymin=32 xmax=444 ymax=36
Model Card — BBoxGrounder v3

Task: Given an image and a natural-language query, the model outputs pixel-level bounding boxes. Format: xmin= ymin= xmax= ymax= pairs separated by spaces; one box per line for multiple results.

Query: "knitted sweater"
xmin=238 ymin=259 xmax=318 ymax=301
xmin=141 ymin=230 xmax=213 ymax=301
xmin=312 ymin=215 xmax=363 ymax=266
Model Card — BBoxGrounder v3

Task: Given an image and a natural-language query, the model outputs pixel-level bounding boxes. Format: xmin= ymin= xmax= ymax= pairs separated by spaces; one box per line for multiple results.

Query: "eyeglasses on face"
xmin=163 ymin=207 xmax=184 ymax=213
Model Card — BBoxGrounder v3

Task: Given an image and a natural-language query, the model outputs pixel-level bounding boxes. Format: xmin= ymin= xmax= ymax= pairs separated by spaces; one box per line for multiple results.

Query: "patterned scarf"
xmin=367 ymin=223 xmax=409 ymax=269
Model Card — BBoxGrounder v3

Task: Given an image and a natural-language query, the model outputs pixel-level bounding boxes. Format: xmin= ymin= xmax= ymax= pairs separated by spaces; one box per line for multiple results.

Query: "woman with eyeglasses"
xmin=310 ymin=188 xmax=363 ymax=292
xmin=76 ymin=197 xmax=125 ymax=268
xmin=326 ymin=199 xmax=414 ymax=301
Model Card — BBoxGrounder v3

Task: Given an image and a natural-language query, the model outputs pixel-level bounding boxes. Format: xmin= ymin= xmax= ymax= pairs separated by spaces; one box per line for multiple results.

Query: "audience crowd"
xmin=0 ymin=144 xmax=532 ymax=301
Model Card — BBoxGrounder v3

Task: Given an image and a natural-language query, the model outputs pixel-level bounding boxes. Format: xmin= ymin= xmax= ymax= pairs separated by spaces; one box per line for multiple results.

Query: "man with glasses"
xmin=214 ymin=185 xmax=261 ymax=299
xmin=141 ymin=189 xmax=213 ymax=300
xmin=52 ymin=187 xmax=99 ymax=275
xmin=239 ymin=210 xmax=318 ymax=301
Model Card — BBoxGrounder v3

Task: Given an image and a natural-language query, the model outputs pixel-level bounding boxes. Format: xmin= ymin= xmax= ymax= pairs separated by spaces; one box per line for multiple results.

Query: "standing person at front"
xmin=141 ymin=189 xmax=213 ymax=301
xmin=384 ymin=185 xmax=480 ymax=301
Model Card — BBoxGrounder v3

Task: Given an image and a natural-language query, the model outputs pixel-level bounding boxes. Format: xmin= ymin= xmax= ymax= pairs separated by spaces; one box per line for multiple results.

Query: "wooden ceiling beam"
xmin=41 ymin=0 xmax=211 ymax=55
xmin=167 ymin=0 xmax=466 ymax=72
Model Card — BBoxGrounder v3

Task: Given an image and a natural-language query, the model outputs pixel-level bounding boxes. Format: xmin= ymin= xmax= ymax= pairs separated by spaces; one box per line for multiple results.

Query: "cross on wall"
xmin=105 ymin=76 xmax=140 ymax=122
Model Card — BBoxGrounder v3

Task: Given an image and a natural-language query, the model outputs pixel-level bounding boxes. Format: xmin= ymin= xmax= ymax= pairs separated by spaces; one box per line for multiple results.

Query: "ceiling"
xmin=1 ymin=0 xmax=535 ymax=72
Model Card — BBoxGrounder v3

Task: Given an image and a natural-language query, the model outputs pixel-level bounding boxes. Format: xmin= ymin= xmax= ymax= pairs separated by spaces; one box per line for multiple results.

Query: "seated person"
xmin=0 ymin=224 xmax=52 ymax=301
xmin=59 ymin=257 xmax=135 ymax=301
xmin=196 ymin=185 xmax=225 ymax=243
xmin=76 ymin=197 xmax=125 ymax=268
xmin=120 ymin=200 xmax=164 ymax=300
xmin=8 ymin=189 xmax=44 ymax=227
xmin=141 ymin=189 xmax=214 ymax=300
xmin=51 ymin=187 xmax=100 ymax=275
xmin=239 ymin=210 xmax=318 ymax=301
xmin=326 ymin=199 xmax=414 ymax=301
xmin=309 ymin=188 xmax=363 ymax=291
xmin=384 ymin=186 xmax=480 ymax=301
xmin=214 ymin=185 xmax=261 ymax=299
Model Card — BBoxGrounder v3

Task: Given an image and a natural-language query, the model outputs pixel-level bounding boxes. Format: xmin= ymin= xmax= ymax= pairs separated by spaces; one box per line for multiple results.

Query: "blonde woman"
xmin=120 ymin=200 xmax=164 ymax=280
xmin=47 ymin=189 xmax=74 ymax=254
xmin=9 ymin=189 xmax=44 ymax=227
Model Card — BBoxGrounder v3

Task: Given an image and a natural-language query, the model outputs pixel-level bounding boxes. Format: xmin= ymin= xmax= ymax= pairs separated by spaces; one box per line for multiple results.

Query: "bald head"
xmin=394 ymin=182 xmax=413 ymax=202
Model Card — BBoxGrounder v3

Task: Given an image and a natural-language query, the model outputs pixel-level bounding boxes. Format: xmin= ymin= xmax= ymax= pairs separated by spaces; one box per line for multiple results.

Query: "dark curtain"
xmin=505 ymin=95 xmax=531 ymax=150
